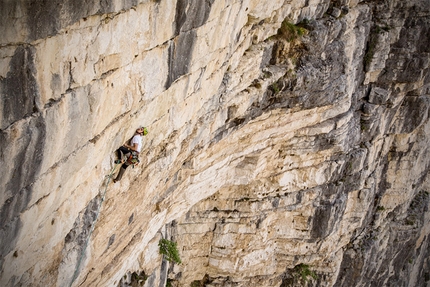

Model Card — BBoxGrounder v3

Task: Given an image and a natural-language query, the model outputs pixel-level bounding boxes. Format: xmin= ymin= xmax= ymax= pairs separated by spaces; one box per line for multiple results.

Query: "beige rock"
xmin=0 ymin=0 xmax=429 ymax=287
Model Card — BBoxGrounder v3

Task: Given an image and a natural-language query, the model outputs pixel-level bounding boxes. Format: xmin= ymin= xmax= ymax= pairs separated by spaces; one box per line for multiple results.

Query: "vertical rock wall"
xmin=0 ymin=0 xmax=429 ymax=287
xmin=169 ymin=1 xmax=430 ymax=286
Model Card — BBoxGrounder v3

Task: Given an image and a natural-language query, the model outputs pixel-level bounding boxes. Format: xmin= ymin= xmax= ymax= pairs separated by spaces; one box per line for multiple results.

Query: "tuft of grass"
xmin=293 ymin=263 xmax=318 ymax=283
xmin=405 ymin=218 xmax=415 ymax=226
xmin=279 ymin=20 xmax=308 ymax=42
xmin=377 ymin=206 xmax=385 ymax=212
xmin=364 ymin=25 xmax=387 ymax=71
xmin=263 ymin=71 xmax=272 ymax=78
xmin=271 ymin=82 xmax=281 ymax=94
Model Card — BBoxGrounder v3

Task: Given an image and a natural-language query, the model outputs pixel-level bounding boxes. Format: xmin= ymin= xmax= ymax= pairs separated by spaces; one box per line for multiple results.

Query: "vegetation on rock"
xmin=159 ymin=239 xmax=182 ymax=264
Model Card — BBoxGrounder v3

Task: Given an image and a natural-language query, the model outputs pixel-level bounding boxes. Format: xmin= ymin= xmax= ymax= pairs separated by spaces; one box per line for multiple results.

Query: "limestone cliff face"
xmin=0 ymin=0 xmax=429 ymax=287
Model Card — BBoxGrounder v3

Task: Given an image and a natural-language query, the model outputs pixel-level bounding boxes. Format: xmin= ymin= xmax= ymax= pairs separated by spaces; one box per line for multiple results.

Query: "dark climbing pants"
xmin=114 ymin=146 xmax=137 ymax=182
xmin=116 ymin=146 xmax=132 ymax=160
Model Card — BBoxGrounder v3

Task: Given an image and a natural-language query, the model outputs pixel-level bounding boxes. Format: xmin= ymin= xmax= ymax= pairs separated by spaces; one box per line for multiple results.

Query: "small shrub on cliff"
xmin=279 ymin=20 xmax=308 ymax=42
xmin=159 ymin=239 xmax=182 ymax=264
xmin=190 ymin=274 xmax=210 ymax=287
xmin=118 ymin=270 xmax=147 ymax=286
xmin=364 ymin=25 xmax=387 ymax=71
xmin=270 ymin=82 xmax=281 ymax=94
xmin=132 ymin=271 xmax=148 ymax=286
xmin=377 ymin=205 xmax=385 ymax=212
xmin=166 ymin=278 xmax=176 ymax=287
xmin=293 ymin=263 xmax=318 ymax=283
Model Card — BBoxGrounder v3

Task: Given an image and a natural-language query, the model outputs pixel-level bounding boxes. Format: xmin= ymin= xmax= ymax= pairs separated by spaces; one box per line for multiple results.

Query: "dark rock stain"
xmin=107 ymin=234 xmax=115 ymax=248
xmin=128 ymin=213 xmax=134 ymax=225
xmin=165 ymin=0 xmax=214 ymax=89
xmin=165 ymin=31 xmax=196 ymax=89
xmin=61 ymin=195 xmax=102 ymax=282
xmin=1 ymin=46 xmax=38 ymax=130
xmin=174 ymin=0 xmax=214 ymax=36
xmin=19 ymin=0 xmax=136 ymax=41
xmin=390 ymin=96 xmax=429 ymax=134
xmin=158 ymin=257 xmax=168 ymax=287
xmin=0 ymin=115 xmax=46 ymax=272
xmin=26 ymin=0 xmax=62 ymax=41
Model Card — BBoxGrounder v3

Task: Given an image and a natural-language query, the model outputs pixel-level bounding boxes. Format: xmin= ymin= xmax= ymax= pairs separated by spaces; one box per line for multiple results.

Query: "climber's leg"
xmin=113 ymin=165 xmax=128 ymax=183
xmin=115 ymin=146 xmax=131 ymax=164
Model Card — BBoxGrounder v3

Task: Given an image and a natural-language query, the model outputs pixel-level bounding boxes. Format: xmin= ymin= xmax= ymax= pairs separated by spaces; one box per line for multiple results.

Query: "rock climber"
xmin=113 ymin=126 xmax=148 ymax=183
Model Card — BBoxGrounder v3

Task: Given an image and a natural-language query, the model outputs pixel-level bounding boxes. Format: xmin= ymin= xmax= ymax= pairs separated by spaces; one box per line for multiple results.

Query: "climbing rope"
xmin=69 ymin=163 xmax=120 ymax=287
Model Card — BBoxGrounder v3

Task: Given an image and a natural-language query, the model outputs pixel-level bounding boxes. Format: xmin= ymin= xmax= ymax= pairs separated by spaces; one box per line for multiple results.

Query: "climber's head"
xmin=137 ymin=127 xmax=148 ymax=136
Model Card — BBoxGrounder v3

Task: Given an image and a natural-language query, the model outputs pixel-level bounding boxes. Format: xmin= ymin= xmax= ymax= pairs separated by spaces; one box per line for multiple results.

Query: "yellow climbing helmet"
xmin=142 ymin=127 xmax=148 ymax=136
xmin=137 ymin=126 xmax=148 ymax=135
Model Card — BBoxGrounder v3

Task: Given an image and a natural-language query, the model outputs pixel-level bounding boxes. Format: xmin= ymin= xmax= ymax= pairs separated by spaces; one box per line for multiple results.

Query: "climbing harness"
xmin=126 ymin=151 xmax=140 ymax=166
xmin=68 ymin=162 xmax=120 ymax=287
xmin=116 ymin=149 xmax=140 ymax=167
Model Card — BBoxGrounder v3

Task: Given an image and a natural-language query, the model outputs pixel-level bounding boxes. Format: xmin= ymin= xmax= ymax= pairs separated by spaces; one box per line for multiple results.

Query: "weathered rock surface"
xmin=0 ymin=0 xmax=429 ymax=286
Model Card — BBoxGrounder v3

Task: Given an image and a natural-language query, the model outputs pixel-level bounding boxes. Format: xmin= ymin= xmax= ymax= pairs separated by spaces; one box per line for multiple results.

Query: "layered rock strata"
xmin=0 ymin=0 xmax=429 ymax=287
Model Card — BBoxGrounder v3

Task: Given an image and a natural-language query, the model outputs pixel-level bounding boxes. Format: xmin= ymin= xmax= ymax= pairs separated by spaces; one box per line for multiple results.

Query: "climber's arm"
xmin=124 ymin=142 xmax=138 ymax=151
